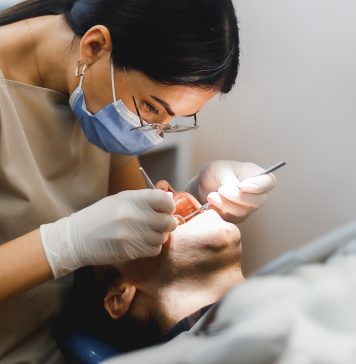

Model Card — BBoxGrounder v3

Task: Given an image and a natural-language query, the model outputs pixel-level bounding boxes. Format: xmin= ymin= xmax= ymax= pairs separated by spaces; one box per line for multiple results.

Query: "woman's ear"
xmin=104 ymin=283 xmax=136 ymax=320
xmin=79 ymin=25 xmax=112 ymax=64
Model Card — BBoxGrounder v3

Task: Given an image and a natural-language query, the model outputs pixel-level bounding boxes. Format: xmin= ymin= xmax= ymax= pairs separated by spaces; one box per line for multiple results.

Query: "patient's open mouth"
xmin=154 ymin=180 xmax=202 ymax=224
xmin=173 ymin=192 xmax=202 ymax=223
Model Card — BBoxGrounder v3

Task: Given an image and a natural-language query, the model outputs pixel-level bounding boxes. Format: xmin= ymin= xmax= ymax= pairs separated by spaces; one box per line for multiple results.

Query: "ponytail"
xmin=0 ymin=0 xmax=74 ymax=25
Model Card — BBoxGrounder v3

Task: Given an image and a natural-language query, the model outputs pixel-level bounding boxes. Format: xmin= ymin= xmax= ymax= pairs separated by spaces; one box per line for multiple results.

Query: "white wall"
xmin=192 ymin=0 xmax=356 ymax=274
xmin=0 ymin=0 xmax=20 ymax=10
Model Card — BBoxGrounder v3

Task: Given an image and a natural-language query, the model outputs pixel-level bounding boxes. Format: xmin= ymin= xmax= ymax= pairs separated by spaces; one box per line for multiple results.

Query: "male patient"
xmin=55 ymin=182 xmax=244 ymax=355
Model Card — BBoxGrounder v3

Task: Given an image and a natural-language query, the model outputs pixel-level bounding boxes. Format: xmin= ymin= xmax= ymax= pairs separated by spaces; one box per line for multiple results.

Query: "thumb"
xmin=207 ymin=191 xmax=223 ymax=205
xmin=239 ymin=174 xmax=276 ymax=193
xmin=218 ymin=167 xmax=241 ymax=186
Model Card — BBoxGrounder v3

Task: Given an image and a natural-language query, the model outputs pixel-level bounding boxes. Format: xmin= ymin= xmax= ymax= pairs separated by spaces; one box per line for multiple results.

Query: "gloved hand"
xmin=186 ymin=160 xmax=276 ymax=224
xmin=40 ymin=189 xmax=177 ymax=278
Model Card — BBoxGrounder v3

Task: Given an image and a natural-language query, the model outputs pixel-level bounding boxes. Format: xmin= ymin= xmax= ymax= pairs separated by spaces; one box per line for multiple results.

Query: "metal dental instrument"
xmin=140 ymin=162 xmax=286 ymax=223
xmin=182 ymin=161 xmax=286 ymax=221
xmin=256 ymin=161 xmax=286 ymax=176
xmin=182 ymin=202 xmax=210 ymax=221
xmin=139 ymin=166 xmax=156 ymax=189
xmin=139 ymin=166 xmax=186 ymax=224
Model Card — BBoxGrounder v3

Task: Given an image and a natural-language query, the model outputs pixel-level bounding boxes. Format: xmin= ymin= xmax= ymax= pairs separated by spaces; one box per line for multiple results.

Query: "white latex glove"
xmin=186 ymin=160 xmax=276 ymax=224
xmin=40 ymin=189 xmax=177 ymax=278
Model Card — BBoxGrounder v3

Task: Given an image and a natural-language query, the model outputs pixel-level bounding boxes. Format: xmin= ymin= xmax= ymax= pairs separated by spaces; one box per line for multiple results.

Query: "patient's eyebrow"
xmin=150 ymin=95 xmax=175 ymax=116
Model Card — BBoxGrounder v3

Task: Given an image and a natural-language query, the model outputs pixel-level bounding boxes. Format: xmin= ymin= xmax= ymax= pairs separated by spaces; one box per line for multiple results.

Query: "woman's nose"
xmin=157 ymin=115 xmax=175 ymax=125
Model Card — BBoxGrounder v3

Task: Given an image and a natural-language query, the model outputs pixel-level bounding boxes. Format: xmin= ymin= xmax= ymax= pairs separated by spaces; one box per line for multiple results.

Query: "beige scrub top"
xmin=0 ymin=69 xmax=133 ymax=363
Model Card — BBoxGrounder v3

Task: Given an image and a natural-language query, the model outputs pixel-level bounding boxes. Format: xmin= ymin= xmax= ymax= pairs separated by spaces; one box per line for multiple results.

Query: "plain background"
xmin=189 ymin=0 xmax=356 ymax=274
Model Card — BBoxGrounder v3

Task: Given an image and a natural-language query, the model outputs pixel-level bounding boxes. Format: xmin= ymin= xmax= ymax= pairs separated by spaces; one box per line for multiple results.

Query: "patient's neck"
xmin=155 ymin=266 xmax=244 ymax=332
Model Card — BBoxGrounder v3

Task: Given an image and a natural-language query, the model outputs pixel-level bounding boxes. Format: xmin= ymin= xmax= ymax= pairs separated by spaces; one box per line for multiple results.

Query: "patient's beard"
xmin=146 ymin=261 xmax=244 ymax=334
xmin=158 ymin=228 xmax=242 ymax=286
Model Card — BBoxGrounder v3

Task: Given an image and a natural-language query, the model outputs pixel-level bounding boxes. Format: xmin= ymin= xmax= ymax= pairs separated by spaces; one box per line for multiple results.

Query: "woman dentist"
xmin=0 ymin=0 xmax=275 ymax=362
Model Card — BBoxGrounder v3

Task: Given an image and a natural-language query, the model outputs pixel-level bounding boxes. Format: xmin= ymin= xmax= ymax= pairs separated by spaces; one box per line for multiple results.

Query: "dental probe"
xmin=139 ymin=166 xmax=156 ymax=189
xmin=183 ymin=161 xmax=286 ymax=221
xmin=255 ymin=161 xmax=286 ymax=176
xmin=182 ymin=202 xmax=210 ymax=221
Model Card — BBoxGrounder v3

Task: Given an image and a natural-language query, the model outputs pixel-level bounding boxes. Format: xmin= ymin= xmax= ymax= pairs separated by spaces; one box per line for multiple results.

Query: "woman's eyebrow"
xmin=150 ymin=95 xmax=200 ymax=118
xmin=150 ymin=95 xmax=175 ymax=116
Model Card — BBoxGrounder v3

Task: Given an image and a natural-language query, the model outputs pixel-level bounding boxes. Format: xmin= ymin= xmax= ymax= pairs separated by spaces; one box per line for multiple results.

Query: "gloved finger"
xmin=130 ymin=238 xmax=163 ymax=258
xmin=238 ymin=173 xmax=276 ymax=193
xmin=145 ymin=189 xmax=176 ymax=213
xmin=218 ymin=167 xmax=241 ymax=186
xmin=155 ymin=180 xmax=176 ymax=192
xmin=217 ymin=184 xmax=268 ymax=208
xmin=144 ymin=230 xmax=171 ymax=247
xmin=232 ymin=162 xmax=265 ymax=180
xmin=207 ymin=192 xmax=252 ymax=219
xmin=149 ymin=212 xmax=178 ymax=233
xmin=148 ymin=244 xmax=162 ymax=257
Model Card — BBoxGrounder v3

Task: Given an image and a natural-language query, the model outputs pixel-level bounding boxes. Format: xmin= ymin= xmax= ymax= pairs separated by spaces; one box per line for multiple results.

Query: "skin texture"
xmin=100 ymin=183 xmax=244 ymax=333
xmin=0 ymin=14 xmax=217 ymax=301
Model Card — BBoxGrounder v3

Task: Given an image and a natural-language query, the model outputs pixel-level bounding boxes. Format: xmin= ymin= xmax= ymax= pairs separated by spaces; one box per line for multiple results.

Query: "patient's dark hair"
xmin=54 ymin=267 xmax=164 ymax=354
xmin=0 ymin=0 xmax=239 ymax=93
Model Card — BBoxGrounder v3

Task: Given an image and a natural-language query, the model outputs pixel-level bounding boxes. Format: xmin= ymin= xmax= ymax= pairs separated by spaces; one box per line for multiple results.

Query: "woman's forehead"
xmin=119 ymin=68 xmax=218 ymax=115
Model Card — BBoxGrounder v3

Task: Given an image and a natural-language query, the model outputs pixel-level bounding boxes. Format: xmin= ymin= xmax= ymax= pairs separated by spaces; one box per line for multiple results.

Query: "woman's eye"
xmin=142 ymin=101 xmax=159 ymax=115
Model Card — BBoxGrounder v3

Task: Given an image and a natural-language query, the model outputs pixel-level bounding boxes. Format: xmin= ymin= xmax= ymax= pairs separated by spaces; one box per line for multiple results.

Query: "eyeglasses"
xmin=123 ymin=67 xmax=199 ymax=134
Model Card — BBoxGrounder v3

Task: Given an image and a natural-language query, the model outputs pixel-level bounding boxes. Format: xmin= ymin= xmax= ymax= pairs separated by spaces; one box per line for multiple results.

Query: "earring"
xmin=75 ymin=61 xmax=88 ymax=77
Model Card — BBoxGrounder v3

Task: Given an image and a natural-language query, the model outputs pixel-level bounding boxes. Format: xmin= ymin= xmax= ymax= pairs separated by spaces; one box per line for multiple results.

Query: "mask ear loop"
xmin=111 ymin=61 xmax=117 ymax=103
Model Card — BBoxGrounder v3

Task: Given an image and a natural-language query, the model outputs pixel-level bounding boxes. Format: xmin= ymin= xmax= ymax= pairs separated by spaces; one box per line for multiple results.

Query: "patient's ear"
xmin=104 ymin=284 xmax=136 ymax=320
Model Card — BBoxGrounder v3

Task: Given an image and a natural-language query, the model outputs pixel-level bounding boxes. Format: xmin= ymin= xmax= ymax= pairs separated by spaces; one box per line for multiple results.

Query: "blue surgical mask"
xmin=69 ymin=62 xmax=163 ymax=155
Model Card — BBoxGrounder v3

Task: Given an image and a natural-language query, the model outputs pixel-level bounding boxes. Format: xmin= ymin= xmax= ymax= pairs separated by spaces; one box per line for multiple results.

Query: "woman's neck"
xmin=0 ymin=15 xmax=78 ymax=95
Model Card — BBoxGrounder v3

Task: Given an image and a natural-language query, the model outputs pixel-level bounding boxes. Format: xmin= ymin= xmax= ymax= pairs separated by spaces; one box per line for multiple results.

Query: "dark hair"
xmin=0 ymin=0 xmax=240 ymax=93
xmin=54 ymin=267 xmax=164 ymax=356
